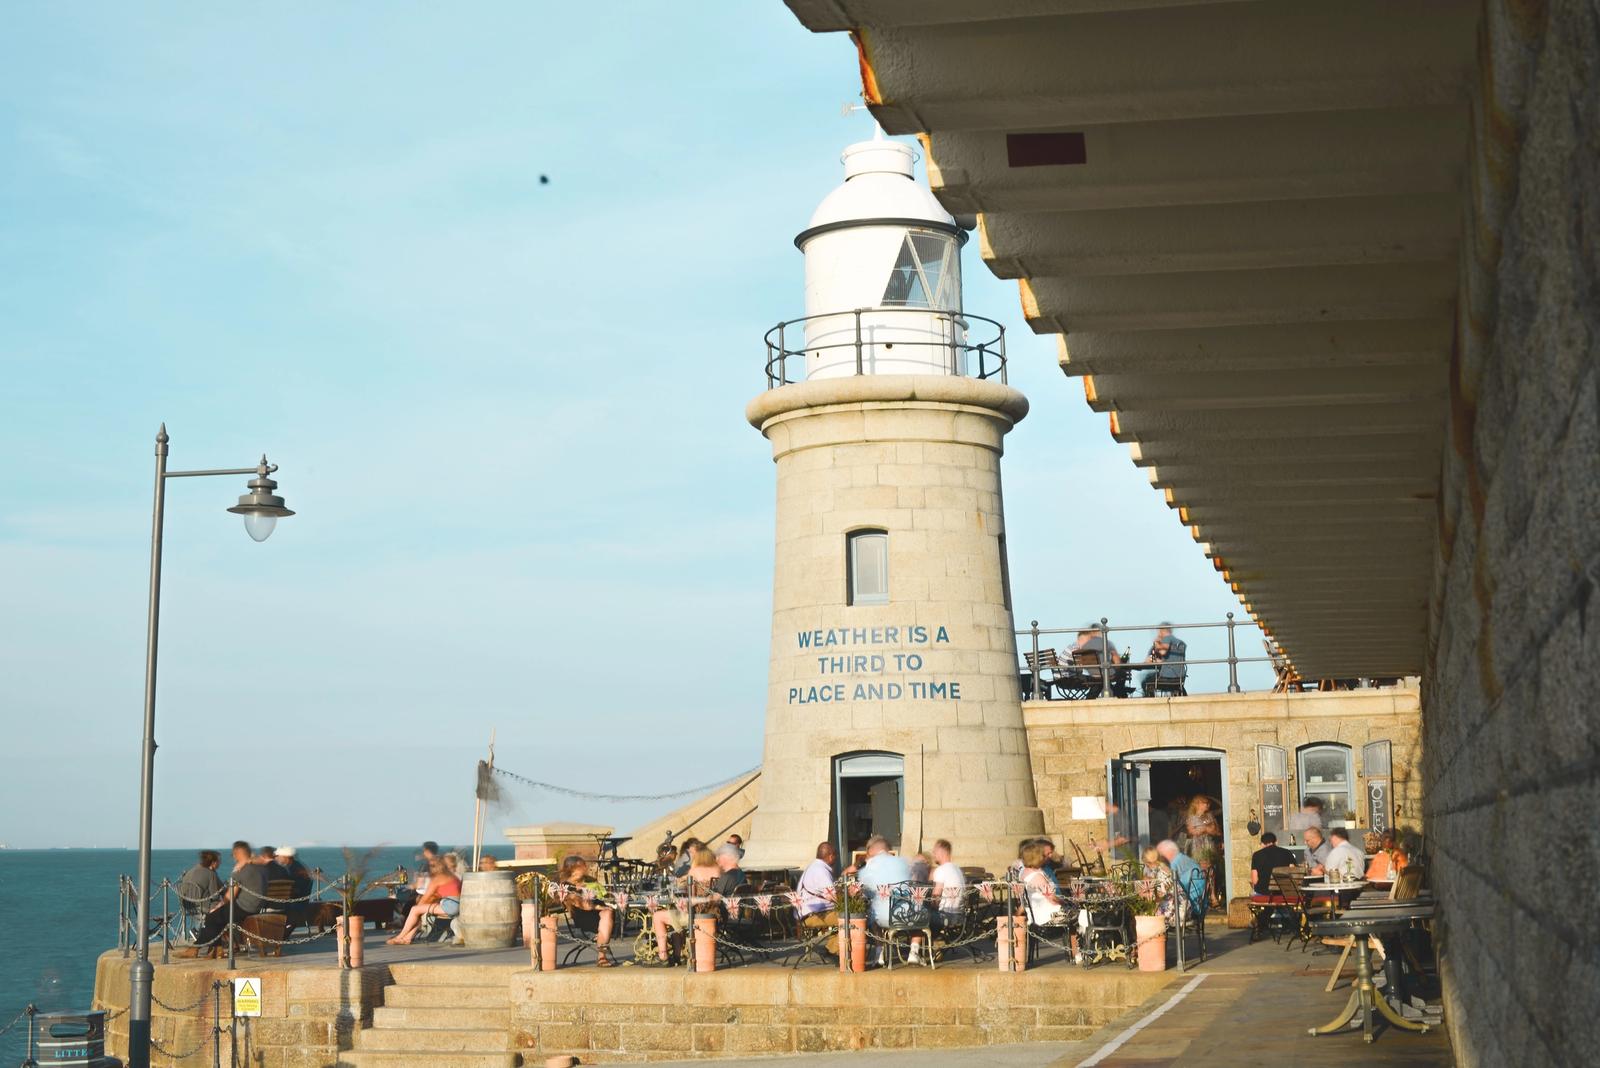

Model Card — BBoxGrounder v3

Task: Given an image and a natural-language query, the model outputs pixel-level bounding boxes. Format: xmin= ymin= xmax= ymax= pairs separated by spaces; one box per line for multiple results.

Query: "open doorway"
xmin=1109 ymin=747 xmax=1230 ymax=903
xmin=832 ymin=751 xmax=904 ymax=865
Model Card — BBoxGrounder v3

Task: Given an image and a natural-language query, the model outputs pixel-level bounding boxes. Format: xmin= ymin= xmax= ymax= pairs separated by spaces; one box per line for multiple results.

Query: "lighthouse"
xmin=742 ymin=134 xmax=1045 ymax=873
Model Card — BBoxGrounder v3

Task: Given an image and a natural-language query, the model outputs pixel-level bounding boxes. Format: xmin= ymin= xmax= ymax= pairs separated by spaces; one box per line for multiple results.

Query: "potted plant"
xmin=334 ymin=846 xmax=385 ymax=969
xmin=1127 ymin=891 xmax=1167 ymax=972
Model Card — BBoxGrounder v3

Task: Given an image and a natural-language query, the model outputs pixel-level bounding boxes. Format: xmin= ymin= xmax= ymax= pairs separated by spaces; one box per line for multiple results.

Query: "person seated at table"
xmin=552 ymin=854 xmax=616 ymax=966
xmin=1139 ymin=624 xmax=1187 ymax=696
xmin=725 ymin=833 xmax=745 ymax=859
xmin=1140 ymin=846 xmax=1176 ymax=917
xmin=1321 ymin=827 xmax=1365 ymax=881
xmin=1019 ymin=840 xmax=1081 ymax=962
xmin=1364 ymin=830 xmax=1406 ymax=882
xmin=1302 ymin=826 xmax=1331 ymax=873
xmin=386 ymin=856 xmax=462 ymax=945
xmin=1072 ymin=627 xmax=1119 ymax=664
xmin=794 ymin=841 xmax=840 ymax=955
xmin=477 ymin=854 xmax=499 ymax=872
xmin=1249 ymin=832 xmax=1297 ymax=895
xmin=672 ymin=838 xmax=705 ymax=878
xmin=176 ymin=850 xmax=224 ymax=917
xmin=651 ymin=845 xmax=719 ymax=962
xmin=710 ymin=843 xmax=745 ymax=898
xmin=184 ymin=842 xmax=270 ymax=956
xmin=1156 ymin=840 xmax=1206 ymax=919
xmin=848 ymin=835 xmax=909 ymax=929
xmin=909 ymin=851 xmax=932 ymax=883
xmin=395 ymin=840 xmax=441 ymax=918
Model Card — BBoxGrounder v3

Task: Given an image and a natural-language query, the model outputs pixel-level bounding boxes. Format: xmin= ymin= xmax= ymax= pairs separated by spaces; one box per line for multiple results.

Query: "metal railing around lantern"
xmin=763 ymin=308 xmax=1007 ymax=389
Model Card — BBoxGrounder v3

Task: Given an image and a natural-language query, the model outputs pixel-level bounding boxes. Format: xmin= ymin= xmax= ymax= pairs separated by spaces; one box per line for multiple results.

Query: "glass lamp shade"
xmin=242 ymin=513 xmax=278 ymax=542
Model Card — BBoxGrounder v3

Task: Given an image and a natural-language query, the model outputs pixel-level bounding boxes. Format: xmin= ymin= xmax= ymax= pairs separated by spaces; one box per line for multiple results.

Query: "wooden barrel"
xmin=457 ymin=871 xmax=518 ymax=948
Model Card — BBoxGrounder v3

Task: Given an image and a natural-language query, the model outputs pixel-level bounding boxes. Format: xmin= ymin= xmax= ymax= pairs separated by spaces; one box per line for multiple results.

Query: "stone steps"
xmin=384 ymin=984 xmax=514 ymax=1008
xmin=371 ymin=1006 xmax=515 ymax=1030
xmin=345 ymin=963 xmax=522 ymax=1067
xmin=338 ymin=1053 xmax=519 ymax=1068
xmin=355 ymin=1026 xmax=514 ymax=1051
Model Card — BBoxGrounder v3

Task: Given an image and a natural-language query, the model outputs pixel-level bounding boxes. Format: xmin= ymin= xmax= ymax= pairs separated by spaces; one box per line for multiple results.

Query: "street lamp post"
xmin=128 ymin=424 xmax=294 ymax=1068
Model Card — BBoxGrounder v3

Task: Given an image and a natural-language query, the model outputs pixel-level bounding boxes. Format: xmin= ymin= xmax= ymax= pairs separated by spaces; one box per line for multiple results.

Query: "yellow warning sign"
xmin=233 ymin=977 xmax=262 ymax=1017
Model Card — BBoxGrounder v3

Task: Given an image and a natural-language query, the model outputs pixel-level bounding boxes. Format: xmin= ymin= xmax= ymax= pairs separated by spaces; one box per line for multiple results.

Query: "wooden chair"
xmin=1021 ymin=648 xmax=1061 ymax=700
xmin=1063 ymin=650 xmax=1106 ymax=699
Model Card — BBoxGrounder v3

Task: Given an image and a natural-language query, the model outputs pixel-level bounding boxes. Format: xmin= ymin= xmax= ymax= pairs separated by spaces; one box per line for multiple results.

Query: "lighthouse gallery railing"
xmin=763 ymin=307 xmax=1007 ymax=389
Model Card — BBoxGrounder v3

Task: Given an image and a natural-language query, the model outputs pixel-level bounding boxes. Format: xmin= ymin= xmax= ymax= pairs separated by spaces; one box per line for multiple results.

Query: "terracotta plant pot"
xmin=337 ymin=914 xmax=365 ymax=969
xmin=693 ymin=914 xmax=718 ymax=972
xmin=520 ymin=902 xmax=536 ymax=950
xmin=538 ymin=915 xmax=559 ymax=971
xmin=998 ymin=912 xmax=1028 ymax=971
xmin=1135 ymin=914 xmax=1167 ymax=972
xmin=848 ymin=916 xmax=868 ymax=973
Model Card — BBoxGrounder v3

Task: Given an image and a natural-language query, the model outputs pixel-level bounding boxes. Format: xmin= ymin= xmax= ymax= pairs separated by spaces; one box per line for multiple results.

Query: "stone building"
xmin=778 ymin=2 xmax=1600 ymax=1065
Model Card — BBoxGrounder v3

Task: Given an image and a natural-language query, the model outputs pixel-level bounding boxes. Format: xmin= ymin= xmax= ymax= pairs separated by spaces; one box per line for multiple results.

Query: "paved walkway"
xmin=644 ymin=925 xmax=1456 ymax=1068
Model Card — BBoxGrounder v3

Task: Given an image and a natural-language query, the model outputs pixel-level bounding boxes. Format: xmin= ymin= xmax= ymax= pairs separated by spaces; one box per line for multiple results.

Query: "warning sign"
xmin=233 ymin=977 xmax=262 ymax=1017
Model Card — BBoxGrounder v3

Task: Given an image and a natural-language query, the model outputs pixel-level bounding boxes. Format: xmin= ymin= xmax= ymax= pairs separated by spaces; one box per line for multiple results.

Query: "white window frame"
xmin=1296 ymin=742 xmax=1356 ymax=824
xmin=847 ymin=529 xmax=889 ymax=606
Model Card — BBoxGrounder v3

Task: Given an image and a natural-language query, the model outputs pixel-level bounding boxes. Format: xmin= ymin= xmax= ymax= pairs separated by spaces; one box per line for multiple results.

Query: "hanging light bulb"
xmin=226 ymin=455 xmax=294 ymax=541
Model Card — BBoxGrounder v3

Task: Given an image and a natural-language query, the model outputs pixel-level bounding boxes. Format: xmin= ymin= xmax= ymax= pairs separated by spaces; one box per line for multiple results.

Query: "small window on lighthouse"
xmin=848 ymin=530 xmax=889 ymax=606
xmin=882 ymin=230 xmax=958 ymax=309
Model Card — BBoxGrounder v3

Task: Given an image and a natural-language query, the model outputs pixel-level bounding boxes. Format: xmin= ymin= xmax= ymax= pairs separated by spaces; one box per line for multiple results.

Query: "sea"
xmin=0 ymin=846 xmax=429 ymax=1065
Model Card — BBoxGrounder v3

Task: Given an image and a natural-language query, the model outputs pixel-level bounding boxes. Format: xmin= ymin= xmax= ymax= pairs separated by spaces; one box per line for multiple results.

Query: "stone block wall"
xmin=94 ymin=952 xmax=390 ymax=1068
xmin=509 ymin=967 xmax=1171 ymax=1063
xmin=743 ymin=376 xmax=1044 ymax=872
xmin=1424 ymin=2 xmax=1600 ymax=1066
xmin=1025 ymin=689 xmax=1423 ymax=897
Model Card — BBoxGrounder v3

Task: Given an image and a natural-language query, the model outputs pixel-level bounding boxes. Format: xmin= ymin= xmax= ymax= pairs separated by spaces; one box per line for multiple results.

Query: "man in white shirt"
xmin=1321 ymin=827 xmax=1365 ymax=881
xmin=794 ymin=841 xmax=839 ymax=954
xmin=930 ymin=839 xmax=966 ymax=916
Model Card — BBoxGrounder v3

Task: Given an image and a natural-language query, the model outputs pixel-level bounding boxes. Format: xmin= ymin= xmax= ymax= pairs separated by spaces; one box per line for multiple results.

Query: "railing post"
xmin=1029 ymin=621 xmax=1041 ymax=701
xmin=1226 ymin=612 xmax=1241 ymax=693
xmin=854 ymin=309 xmax=864 ymax=375
xmin=684 ymin=881 xmax=694 ymax=973
xmin=119 ymin=876 xmax=129 ymax=957
xmin=778 ymin=322 xmax=787 ymax=387
xmin=227 ymin=879 xmax=236 ymax=970
xmin=161 ymin=879 xmax=170 ymax=965
xmin=1099 ymin=617 xmax=1113 ymax=697
xmin=948 ymin=315 xmax=959 ymax=375
xmin=212 ymin=980 xmax=223 ymax=1068
xmin=999 ymin=325 xmax=1008 ymax=385
xmin=838 ymin=878 xmax=849 ymax=975
xmin=531 ymin=875 xmax=542 ymax=972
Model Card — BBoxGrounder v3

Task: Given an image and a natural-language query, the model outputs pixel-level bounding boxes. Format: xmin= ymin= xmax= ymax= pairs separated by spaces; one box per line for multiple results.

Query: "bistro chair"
xmin=882 ymin=883 xmax=937 ymax=970
xmin=1272 ymin=870 xmax=1338 ymax=953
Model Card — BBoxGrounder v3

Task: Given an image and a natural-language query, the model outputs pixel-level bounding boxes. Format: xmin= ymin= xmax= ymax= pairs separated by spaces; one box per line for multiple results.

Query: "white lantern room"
xmin=793 ymin=134 xmax=970 ymax=379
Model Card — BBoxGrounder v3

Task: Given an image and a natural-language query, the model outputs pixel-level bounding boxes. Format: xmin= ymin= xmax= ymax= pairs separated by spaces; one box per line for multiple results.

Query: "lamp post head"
xmin=226 ymin=455 xmax=295 ymax=541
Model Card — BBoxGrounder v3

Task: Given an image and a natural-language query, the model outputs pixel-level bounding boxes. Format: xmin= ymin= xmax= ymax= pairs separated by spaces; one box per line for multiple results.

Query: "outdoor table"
xmin=1302 ymin=879 xmax=1367 ymax=905
xmin=1308 ymin=908 xmax=1435 ymax=1043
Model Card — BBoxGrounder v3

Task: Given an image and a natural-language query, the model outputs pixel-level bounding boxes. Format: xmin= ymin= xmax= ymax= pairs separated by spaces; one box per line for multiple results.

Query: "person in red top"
xmin=387 ymin=856 xmax=462 ymax=945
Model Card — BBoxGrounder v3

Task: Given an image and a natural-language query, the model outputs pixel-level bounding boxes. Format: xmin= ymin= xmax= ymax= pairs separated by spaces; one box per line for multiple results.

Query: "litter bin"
xmin=30 ymin=1010 xmax=122 ymax=1067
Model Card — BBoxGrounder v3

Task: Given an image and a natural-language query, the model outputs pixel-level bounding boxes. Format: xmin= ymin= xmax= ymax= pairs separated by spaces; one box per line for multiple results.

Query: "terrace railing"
xmin=1016 ymin=614 xmax=1279 ymax=701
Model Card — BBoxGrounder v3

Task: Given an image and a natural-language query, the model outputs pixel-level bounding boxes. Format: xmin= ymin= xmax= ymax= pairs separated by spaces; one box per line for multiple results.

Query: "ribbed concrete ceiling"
xmin=785 ymin=0 xmax=1478 ymax=679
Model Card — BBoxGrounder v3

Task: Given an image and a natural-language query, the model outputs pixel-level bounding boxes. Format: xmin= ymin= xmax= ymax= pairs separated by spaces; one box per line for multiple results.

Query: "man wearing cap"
xmin=1140 ymin=624 xmax=1188 ymax=697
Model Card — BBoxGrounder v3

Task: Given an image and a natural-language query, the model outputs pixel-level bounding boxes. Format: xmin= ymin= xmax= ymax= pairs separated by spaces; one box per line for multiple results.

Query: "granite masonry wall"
xmin=1024 ymin=688 xmax=1423 ymax=899
xmin=509 ymin=967 xmax=1171 ymax=1063
xmin=1424 ymin=2 xmax=1600 ymax=1066
xmin=94 ymin=951 xmax=390 ymax=1068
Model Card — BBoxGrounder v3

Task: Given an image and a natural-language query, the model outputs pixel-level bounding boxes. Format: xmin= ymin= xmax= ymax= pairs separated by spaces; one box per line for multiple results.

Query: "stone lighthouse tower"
xmin=741 ymin=134 xmax=1044 ymax=873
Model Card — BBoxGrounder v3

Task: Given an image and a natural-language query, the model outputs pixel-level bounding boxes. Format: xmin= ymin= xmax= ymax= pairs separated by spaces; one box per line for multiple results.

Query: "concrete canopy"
xmin=785 ymin=0 xmax=1478 ymax=679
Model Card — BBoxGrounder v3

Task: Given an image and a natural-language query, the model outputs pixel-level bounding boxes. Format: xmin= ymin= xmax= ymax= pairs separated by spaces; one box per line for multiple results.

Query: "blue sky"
xmin=0 ymin=3 xmax=1267 ymax=850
